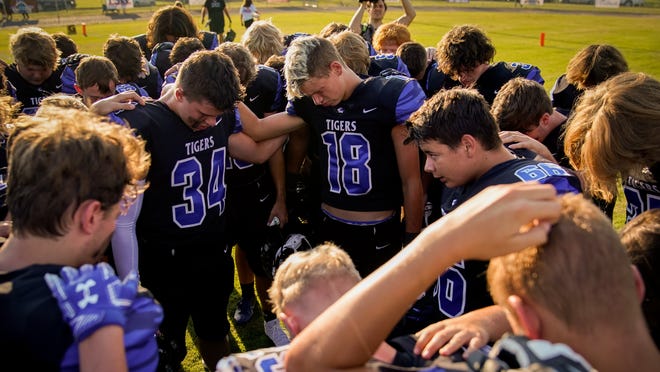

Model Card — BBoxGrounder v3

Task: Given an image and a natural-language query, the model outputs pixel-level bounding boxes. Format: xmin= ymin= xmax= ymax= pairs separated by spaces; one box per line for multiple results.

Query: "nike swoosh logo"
xmin=249 ymin=95 xmax=260 ymax=102
xmin=363 ymin=107 xmax=377 ymax=114
xmin=259 ymin=195 xmax=269 ymax=202
xmin=375 ymin=243 xmax=390 ymax=250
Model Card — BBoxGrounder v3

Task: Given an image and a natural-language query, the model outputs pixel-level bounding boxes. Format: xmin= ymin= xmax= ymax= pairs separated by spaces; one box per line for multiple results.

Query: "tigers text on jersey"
xmin=287 ymin=75 xmax=426 ymax=212
xmin=118 ymin=101 xmax=237 ymax=244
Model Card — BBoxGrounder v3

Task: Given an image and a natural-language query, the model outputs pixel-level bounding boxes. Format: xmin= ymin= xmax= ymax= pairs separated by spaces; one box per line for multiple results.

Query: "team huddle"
xmin=0 ymin=1 xmax=658 ymax=371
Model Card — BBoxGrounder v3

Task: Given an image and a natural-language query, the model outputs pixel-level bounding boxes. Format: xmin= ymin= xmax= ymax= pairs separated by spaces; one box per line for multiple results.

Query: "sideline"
xmin=1 ymin=4 xmax=655 ymax=29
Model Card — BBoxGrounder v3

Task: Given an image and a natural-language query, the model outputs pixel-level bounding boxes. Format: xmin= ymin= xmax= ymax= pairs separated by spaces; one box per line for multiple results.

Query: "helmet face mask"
xmin=261 ymin=233 xmax=313 ymax=279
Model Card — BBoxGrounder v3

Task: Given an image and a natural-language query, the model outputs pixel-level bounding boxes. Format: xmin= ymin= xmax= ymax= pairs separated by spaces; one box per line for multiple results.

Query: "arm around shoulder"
xmin=285 ymin=183 xmax=561 ymax=370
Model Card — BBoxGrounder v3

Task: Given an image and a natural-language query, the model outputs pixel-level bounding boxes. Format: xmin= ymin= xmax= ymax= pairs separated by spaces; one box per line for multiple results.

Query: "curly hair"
xmin=170 ymin=37 xmax=205 ymax=65
xmin=436 ymin=24 xmax=495 ymax=78
xmin=372 ymin=22 xmax=411 ymax=54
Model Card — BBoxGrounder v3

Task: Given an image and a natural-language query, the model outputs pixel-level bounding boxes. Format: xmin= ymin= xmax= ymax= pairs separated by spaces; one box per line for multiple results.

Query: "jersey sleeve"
xmin=394 ymin=79 xmax=426 ymax=124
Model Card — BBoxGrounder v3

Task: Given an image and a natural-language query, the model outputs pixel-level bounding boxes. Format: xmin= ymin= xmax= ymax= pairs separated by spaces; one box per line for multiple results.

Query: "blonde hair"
xmin=328 ymin=31 xmax=370 ymax=76
xmin=564 ymin=72 xmax=660 ymax=202
xmin=36 ymin=94 xmax=88 ymax=116
xmin=284 ymin=36 xmax=345 ymax=100
xmin=240 ymin=20 xmax=284 ymax=65
xmin=268 ymin=242 xmax=360 ymax=315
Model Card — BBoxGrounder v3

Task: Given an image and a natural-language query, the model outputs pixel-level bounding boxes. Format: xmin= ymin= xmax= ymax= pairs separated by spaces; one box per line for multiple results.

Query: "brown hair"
xmin=176 ymin=50 xmax=245 ymax=111
xmin=565 ymin=44 xmax=628 ymax=90
xmin=406 ymin=87 xmax=501 ymax=150
xmin=215 ymin=42 xmax=257 ymax=87
xmin=397 ymin=41 xmax=427 ymax=79
xmin=75 ymin=55 xmax=119 ymax=92
xmin=488 ymin=193 xmax=640 ymax=332
xmin=436 ymin=24 xmax=495 ymax=78
xmin=9 ymin=27 xmax=59 ymax=70
xmin=7 ymin=109 xmax=150 ymax=238
xmin=491 ymin=77 xmax=553 ymax=133
xmin=564 ymin=72 xmax=660 ymax=202
xmin=103 ymin=35 xmax=144 ymax=83
xmin=146 ymin=5 xmax=198 ymax=49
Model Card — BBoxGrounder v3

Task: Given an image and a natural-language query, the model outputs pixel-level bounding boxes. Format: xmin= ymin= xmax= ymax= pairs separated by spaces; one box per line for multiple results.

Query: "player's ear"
xmin=631 ymin=264 xmax=646 ymax=304
xmin=280 ymin=311 xmax=301 ymax=337
xmin=174 ymin=87 xmax=185 ymax=102
xmin=460 ymin=134 xmax=477 ymax=156
xmin=329 ymin=60 xmax=343 ymax=76
xmin=539 ymin=112 xmax=551 ymax=128
xmin=507 ymin=295 xmax=541 ymax=340
xmin=75 ymin=199 xmax=105 ymax=235
xmin=74 ymin=84 xmax=83 ymax=95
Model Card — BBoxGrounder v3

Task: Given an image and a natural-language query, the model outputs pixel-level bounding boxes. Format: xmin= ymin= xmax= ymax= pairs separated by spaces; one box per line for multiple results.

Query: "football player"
xmin=400 ymin=88 xmax=581 ymax=336
xmin=216 ymin=42 xmax=289 ymax=345
xmin=435 ymin=24 xmax=544 ymax=104
xmin=238 ymin=35 xmax=425 ymax=277
xmin=0 ymin=108 xmax=161 ymax=371
xmin=115 ymin=50 xmax=286 ymax=369
xmin=4 ymin=27 xmax=62 ymax=115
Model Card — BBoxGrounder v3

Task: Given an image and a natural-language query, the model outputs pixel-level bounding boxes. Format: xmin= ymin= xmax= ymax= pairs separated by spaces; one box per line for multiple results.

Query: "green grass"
xmin=0 ymin=3 xmax=652 ymax=369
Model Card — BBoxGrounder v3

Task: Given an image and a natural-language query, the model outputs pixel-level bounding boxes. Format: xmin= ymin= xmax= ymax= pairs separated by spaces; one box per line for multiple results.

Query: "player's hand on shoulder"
xmin=414 ymin=316 xmax=490 ymax=360
xmin=499 ymin=131 xmax=556 ymax=163
xmin=90 ymin=92 xmax=147 ymax=116
xmin=44 ymin=263 xmax=139 ymax=341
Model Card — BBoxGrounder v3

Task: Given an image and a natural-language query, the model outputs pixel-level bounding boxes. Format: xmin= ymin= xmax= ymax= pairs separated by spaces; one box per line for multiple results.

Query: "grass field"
xmin=0 ymin=2 xmax=655 ymax=370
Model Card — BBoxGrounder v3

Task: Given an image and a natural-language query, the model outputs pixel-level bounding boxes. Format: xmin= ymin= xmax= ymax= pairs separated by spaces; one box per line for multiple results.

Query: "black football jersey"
xmin=119 ymin=101 xmax=236 ymax=245
xmin=4 ymin=63 xmax=63 ymax=114
xmin=430 ymin=159 xmax=580 ymax=321
xmin=288 ymin=75 xmax=425 ymax=212
xmin=245 ymin=65 xmax=285 ymax=118
xmin=475 ymin=61 xmax=544 ymax=104
xmin=226 ymin=66 xmax=285 ymax=187
xmin=550 ymin=74 xmax=583 ymax=117
xmin=0 ymin=264 xmax=71 ymax=371
xmin=623 ymin=162 xmax=660 ymax=222
xmin=368 ymin=54 xmax=411 ymax=77
xmin=421 ymin=61 xmax=459 ymax=99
